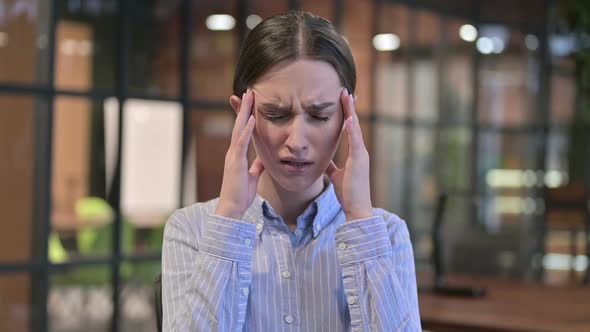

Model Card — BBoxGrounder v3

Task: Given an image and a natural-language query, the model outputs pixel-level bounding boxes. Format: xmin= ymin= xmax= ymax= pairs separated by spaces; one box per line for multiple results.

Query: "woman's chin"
xmin=276 ymin=177 xmax=311 ymax=192
xmin=269 ymin=172 xmax=322 ymax=193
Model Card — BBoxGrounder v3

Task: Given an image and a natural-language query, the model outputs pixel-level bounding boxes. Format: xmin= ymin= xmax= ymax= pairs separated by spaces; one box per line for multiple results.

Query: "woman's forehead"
xmin=255 ymin=59 xmax=340 ymax=88
xmin=253 ymin=85 xmax=340 ymax=105
xmin=252 ymin=60 xmax=342 ymax=104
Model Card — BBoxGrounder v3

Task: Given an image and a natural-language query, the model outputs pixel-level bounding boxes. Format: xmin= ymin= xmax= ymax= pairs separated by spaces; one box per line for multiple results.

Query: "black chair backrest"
xmin=154 ymin=273 xmax=163 ymax=332
xmin=432 ymin=193 xmax=448 ymax=286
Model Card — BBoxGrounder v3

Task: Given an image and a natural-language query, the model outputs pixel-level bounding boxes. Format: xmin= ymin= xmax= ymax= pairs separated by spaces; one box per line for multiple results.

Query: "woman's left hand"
xmin=326 ymin=88 xmax=373 ymax=221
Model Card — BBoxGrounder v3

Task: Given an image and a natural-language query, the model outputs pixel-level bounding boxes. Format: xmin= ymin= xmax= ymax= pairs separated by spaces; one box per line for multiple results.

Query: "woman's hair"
xmin=233 ymin=11 xmax=356 ymax=96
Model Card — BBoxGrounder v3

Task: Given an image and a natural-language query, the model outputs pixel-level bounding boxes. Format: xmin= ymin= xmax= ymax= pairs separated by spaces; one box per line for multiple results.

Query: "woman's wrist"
xmin=344 ymin=209 xmax=373 ymax=222
xmin=214 ymin=203 xmax=243 ymax=220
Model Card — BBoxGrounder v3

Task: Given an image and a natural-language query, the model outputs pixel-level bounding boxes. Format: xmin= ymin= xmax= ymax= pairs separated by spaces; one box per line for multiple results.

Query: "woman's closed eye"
xmin=310 ymin=114 xmax=330 ymax=122
xmin=262 ymin=112 xmax=330 ymax=123
xmin=261 ymin=111 xmax=289 ymax=121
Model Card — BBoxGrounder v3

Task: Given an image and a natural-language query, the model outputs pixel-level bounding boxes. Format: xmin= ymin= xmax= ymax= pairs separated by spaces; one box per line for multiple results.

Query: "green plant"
xmin=52 ymin=197 xmax=135 ymax=286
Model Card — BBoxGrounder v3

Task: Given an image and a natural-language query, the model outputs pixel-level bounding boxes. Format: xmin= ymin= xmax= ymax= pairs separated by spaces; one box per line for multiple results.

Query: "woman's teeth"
xmin=282 ymin=161 xmax=309 ymax=166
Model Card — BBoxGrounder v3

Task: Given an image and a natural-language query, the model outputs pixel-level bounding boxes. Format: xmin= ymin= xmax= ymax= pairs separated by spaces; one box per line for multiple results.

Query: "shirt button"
xmin=256 ymin=223 xmax=263 ymax=231
xmin=241 ymin=288 xmax=249 ymax=296
xmin=281 ymin=271 xmax=291 ymax=279
xmin=347 ymin=296 xmax=357 ymax=305
xmin=294 ymin=229 xmax=302 ymax=237
xmin=284 ymin=315 xmax=294 ymax=324
xmin=337 ymin=242 xmax=347 ymax=250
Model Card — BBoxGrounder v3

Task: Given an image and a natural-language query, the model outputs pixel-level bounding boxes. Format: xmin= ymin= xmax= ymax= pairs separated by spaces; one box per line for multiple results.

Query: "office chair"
xmin=428 ymin=192 xmax=486 ymax=297
xmin=154 ymin=273 xmax=163 ymax=332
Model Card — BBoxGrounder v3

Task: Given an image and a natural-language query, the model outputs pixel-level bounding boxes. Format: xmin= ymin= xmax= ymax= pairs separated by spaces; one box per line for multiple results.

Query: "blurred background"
xmin=0 ymin=0 xmax=589 ymax=331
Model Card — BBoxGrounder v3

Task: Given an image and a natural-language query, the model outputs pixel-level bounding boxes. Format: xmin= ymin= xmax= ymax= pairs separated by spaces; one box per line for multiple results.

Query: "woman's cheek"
xmin=330 ymin=120 xmax=343 ymax=145
xmin=252 ymin=122 xmax=274 ymax=159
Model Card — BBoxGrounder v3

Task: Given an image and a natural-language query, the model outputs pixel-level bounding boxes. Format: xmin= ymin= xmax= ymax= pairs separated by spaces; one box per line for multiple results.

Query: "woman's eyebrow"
xmin=259 ymin=101 xmax=336 ymax=112
xmin=260 ymin=103 xmax=291 ymax=112
xmin=303 ymin=101 xmax=336 ymax=112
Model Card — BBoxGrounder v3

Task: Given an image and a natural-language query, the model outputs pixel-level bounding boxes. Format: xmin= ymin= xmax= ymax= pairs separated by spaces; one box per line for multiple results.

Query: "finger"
xmin=238 ymin=89 xmax=254 ymax=126
xmin=249 ymin=157 xmax=265 ymax=178
xmin=325 ymin=160 xmax=340 ymax=178
xmin=344 ymin=94 xmax=367 ymax=153
xmin=340 ymin=89 xmax=363 ymax=153
xmin=340 ymin=88 xmax=353 ymax=120
xmin=249 ymin=158 xmax=265 ymax=192
xmin=341 ymin=89 xmax=361 ymax=132
xmin=231 ymin=89 xmax=254 ymax=142
xmin=237 ymin=115 xmax=256 ymax=154
xmin=346 ymin=116 xmax=368 ymax=158
xmin=230 ymin=92 xmax=246 ymax=144
xmin=340 ymin=88 xmax=353 ymax=134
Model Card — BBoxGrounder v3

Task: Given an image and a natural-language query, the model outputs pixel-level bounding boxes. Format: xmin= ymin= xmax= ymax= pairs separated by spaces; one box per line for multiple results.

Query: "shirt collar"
xmin=248 ymin=176 xmax=341 ymax=239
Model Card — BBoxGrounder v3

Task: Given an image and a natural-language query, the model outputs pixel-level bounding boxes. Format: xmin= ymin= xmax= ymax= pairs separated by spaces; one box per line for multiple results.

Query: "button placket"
xmin=241 ymin=288 xmax=249 ymax=296
xmin=347 ymin=295 xmax=357 ymax=305
xmin=270 ymin=231 xmax=298 ymax=329
xmin=236 ymin=261 xmax=252 ymax=325
xmin=284 ymin=315 xmax=294 ymax=324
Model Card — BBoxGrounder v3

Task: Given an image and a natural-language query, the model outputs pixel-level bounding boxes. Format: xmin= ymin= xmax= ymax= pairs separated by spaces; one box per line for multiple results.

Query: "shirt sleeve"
xmin=334 ymin=214 xmax=422 ymax=331
xmin=161 ymin=208 xmax=256 ymax=332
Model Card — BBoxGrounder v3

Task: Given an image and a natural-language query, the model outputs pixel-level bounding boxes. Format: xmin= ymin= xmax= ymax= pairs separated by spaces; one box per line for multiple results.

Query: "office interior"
xmin=0 ymin=0 xmax=589 ymax=331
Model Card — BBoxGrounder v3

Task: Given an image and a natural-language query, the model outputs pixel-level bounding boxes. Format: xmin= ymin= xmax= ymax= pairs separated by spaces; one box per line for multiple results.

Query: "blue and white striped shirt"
xmin=162 ymin=177 xmax=421 ymax=331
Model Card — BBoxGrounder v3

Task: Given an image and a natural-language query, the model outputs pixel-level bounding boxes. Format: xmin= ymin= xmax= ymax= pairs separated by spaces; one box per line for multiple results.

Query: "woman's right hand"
xmin=214 ymin=89 xmax=265 ymax=220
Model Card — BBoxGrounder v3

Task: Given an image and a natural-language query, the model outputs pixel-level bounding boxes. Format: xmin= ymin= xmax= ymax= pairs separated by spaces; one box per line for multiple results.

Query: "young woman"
xmin=162 ymin=11 xmax=421 ymax=331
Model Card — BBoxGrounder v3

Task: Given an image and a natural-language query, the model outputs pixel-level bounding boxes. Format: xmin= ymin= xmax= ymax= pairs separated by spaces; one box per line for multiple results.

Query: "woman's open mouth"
xmin=280 ymin=159 xmax=313 ymax=174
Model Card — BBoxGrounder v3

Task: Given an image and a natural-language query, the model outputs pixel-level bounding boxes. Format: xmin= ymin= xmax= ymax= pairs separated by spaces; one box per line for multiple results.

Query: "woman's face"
xmin=251 ymin=59 xmax=345 ymax=192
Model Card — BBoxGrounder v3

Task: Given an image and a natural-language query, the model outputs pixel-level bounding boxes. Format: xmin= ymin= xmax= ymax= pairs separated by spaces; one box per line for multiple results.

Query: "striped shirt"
xmin=162 ymin=177 xmax=421 ymax=331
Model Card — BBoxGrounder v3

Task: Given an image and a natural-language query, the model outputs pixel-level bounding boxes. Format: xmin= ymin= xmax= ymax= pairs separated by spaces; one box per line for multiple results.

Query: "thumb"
xmin=325 ymin=160 xmax=339 ymax=179
xmin=249 ymin=158 xmax=265 ymax=180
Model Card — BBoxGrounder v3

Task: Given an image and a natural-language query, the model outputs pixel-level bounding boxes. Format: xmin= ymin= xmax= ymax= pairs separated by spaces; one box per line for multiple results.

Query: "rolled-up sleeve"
xmin=335 ymin=214 xmax=421 ymax=331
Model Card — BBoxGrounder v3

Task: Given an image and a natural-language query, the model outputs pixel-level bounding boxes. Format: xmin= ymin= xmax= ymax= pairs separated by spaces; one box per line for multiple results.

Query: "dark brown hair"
xmin=232 ymin=11 xmax=356 ymax=96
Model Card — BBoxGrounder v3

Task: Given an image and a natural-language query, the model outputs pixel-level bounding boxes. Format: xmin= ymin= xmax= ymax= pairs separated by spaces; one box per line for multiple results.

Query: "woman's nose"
xmin=285 ymin=116 xmax=308 ymax=153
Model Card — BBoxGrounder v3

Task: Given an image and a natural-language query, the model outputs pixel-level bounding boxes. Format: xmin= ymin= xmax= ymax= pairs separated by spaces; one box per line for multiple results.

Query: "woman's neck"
xmin=257 ymin=172 xmax=325 ymax=229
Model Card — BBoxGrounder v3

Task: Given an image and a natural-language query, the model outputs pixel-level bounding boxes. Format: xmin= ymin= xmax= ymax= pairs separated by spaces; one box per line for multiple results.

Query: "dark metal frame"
xmin=0 ymin=0 xmax=560 ymax=331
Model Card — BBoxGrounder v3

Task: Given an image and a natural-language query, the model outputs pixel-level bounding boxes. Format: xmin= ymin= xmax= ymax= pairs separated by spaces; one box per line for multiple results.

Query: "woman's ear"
xmin=229 ymin=95 xmax=241 ymax=114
